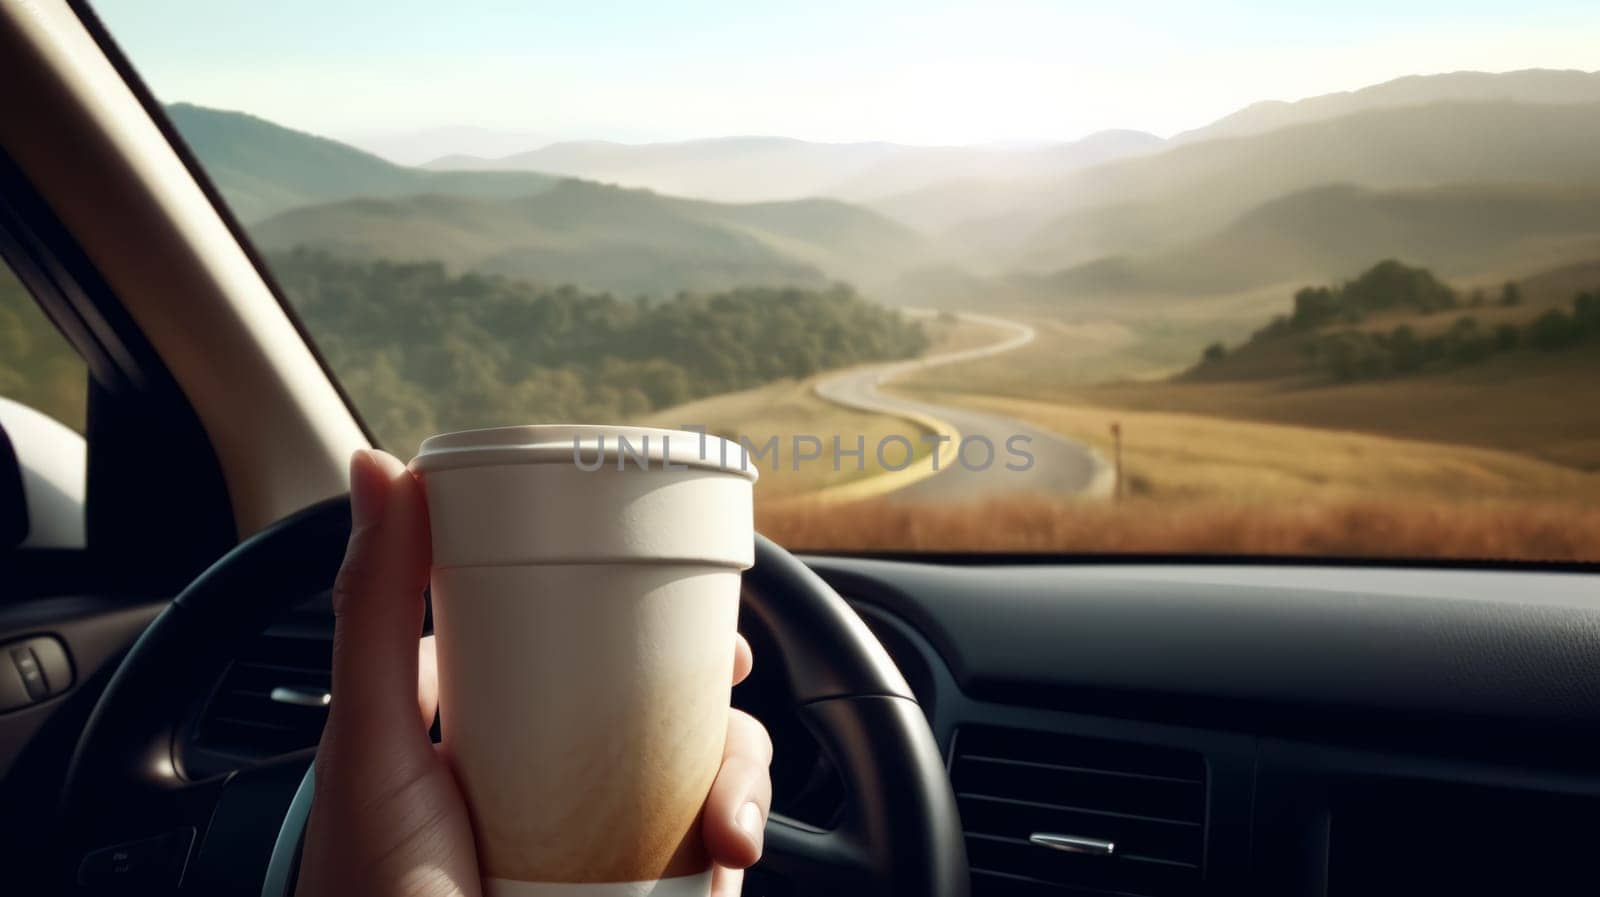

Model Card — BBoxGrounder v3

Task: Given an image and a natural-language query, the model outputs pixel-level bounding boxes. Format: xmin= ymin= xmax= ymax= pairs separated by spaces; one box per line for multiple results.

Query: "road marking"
xmin=807 ymin=312 xmax=1033 ymax=504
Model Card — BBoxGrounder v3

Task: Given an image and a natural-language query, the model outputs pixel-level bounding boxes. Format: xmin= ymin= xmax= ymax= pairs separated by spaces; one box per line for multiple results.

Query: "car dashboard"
xmin=176 ymin=558 xmax=1600 ymax=897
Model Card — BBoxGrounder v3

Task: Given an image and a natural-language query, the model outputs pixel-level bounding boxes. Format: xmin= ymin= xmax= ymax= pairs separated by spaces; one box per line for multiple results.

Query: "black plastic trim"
xmin=809 ymin=556 xmax=1600 ymax=764
xmin=64 ymin=0 xmax=380 ymax=447
xmin=0 ymin=145 xmax=236 ymax=591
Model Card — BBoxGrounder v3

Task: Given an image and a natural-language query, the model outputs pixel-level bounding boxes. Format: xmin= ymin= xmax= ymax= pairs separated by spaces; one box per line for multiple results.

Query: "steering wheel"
xmin=57 ymin=496 xmax=966 ymax=896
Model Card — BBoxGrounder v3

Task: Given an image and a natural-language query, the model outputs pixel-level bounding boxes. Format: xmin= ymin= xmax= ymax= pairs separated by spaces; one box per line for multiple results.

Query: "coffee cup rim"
xmin=409 ymin=425 xmax=760 ymax=481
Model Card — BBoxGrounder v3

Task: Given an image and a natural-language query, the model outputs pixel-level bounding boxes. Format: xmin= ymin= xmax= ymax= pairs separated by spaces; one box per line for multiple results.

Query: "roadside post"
xmin=1110 ymin=421 xmax=1123 ymax=502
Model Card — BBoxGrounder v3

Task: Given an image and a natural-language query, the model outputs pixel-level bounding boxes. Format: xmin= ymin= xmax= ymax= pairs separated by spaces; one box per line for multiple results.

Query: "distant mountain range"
xmin=1169 ymin=68 xmax=1600 ymax=145
xmin=1022 ymin=182 xmax=1600 ymax=301
xmin=166 ymin=67 xmax=1600 ymax=307
xmin=167 ymin=104 xmax=928 ymax=296
xmin=423 ymin=130 xmax=1165 ymax=206
xmin=858 ymin=69 xmax=1600 ymax=242
xmin=248 ymin=183 xmax=928 ymax=297
xmin=341 ymin=125 xmax=560 ymax=168
xmin=409 ymin=68 xmax=1600 ymax=236
xmin=1010 ymin=99 xmax=1600 ymax=273
xmin=167 ymin=104 xmax=559 ymax=222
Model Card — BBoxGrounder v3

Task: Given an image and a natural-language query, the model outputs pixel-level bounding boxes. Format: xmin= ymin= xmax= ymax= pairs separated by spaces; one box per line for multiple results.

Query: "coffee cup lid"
xmin=409 ymin=425 xmax=759 ymax=482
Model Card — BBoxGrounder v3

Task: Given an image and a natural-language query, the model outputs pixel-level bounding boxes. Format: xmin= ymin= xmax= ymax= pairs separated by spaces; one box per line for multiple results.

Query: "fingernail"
xmin=737 ymin=801 xmax=763 ymax=843
xmin=348 ymin=449 xmax=385 ymax=527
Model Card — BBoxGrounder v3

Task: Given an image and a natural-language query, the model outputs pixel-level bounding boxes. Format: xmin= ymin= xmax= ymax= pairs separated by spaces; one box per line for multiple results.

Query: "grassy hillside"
xmin=900 ymin=260 xmax=1600 ymax=475
xmin=1023 ymin=182 xmax=1600 ymax=301
xmin=1081 ymin=348 xmax=1600 ymax=472
xmin=168 ymin=103 xmax=561 ymax=221
xmin=896 ymin=387 xmax=1600 ymax=501
xmin=251 ymin=180 xmax=928 ymax=296
xmin=1187 ymin=260 xmax=1600 ymax=383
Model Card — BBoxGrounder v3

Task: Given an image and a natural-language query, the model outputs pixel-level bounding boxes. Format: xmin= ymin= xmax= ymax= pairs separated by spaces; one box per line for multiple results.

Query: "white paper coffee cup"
xmin=410 ymin=425 xmax=757 ymax=897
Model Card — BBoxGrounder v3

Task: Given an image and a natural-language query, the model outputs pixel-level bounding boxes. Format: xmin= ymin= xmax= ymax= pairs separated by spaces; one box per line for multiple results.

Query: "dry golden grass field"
xmin=728 ymin=273 xmax=1600 ymax=560
xmin=638 ymin=375 xmax=931 ymax=497
xmin=855 ymin=306 xmax=1600 ymax=560
xmin=758 ymin=495 xmax=1600 ymax=561
xmin=898 ymin=300 xmax=1281 ymax=395
xmin=1071 ymin=352 xmax=1600 ymax=471
xmin=634 ymin=315 xmax=992 ymax=497
xmin=916 ymin=314 xmax=1009 ymax=355
xmin=900 ymin=389 xmax=1600 ymax=504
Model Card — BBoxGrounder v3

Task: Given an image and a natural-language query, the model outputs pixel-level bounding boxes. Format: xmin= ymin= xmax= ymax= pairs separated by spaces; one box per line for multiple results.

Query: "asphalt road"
xmin=813 ymin=312 xmax=1110 ymax=503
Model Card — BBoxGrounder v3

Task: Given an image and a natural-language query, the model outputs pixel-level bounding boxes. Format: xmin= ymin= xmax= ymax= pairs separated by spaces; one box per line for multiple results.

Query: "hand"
xmin=294 ymin=449 xmax=773 ymax=897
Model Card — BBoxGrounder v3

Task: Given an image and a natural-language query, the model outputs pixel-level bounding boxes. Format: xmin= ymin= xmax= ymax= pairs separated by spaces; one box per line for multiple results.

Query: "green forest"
xmin=270 ymin=249 xmax=929 ymax=451
xmin=1196 ymin=260 xmax=1600 ymax=382
xmin=0 ymin=250 xmax=928 ymax=452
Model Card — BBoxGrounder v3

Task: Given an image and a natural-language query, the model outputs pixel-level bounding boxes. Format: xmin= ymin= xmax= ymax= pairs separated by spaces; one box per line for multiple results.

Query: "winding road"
xmin=812 ymin=312 xmax=1111 ymax=503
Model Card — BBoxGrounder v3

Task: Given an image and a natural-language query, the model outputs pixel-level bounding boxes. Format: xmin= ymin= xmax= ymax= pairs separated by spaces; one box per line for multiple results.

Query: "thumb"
xmin=325 ymin=449 xmax=433 ymax=754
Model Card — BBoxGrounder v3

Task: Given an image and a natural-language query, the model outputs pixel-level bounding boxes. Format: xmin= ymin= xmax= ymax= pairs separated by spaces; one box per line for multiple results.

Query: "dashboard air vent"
xmin=191 ymin=622 xmax=333 ymax=768
xmin=951 ymin=725 xmax=1206 ymax=896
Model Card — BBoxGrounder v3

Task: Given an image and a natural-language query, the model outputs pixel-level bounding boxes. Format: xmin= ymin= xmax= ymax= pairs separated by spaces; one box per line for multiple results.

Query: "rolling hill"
xmin=166 ymin=103 xmax=560 ymax=222
xmin=1009 ymin=99 xmax=1600 ymax=273
xmin=1022 ymin=182 xmax=1600 ymax=303
xmin=425 ymin=130 xmax=1164 ymax=210
xmin=248 ymin=180 xmax=929 ymax=297
xmin=871 ymin=69 xmax=1600 ymax=246
xmin=170 ymin=103 xmax=931 ymax=295
xmin=1170 ymin=68 xmax=1600 ymax=145
xmin=427 ymin=136 xmax=902 ymax=203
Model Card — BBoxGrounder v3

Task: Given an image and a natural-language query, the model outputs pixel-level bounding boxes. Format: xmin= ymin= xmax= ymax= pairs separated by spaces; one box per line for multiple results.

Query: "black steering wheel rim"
xmin=59 ymin=496 xmax=967 ymax=896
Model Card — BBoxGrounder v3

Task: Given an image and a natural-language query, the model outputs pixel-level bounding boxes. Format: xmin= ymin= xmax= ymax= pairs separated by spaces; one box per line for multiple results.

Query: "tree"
xmin=1290 ymin=286 xmax=1339 ymax=329
xmin=265 ymin=249 xmax=931 ymax=451
xmin=1499 ymin=282 xmax=1523 ymax=307
xmin=1493 ymin=323 xmax=1520 ymax=351
xmin=1443 ymin=316 xmax=1492 ymax=364
xmin=1529 ymin=309 xmax=1579 ymax=350
xmin=1201 ymin=342 xmax=1227 ymax=364
xmin=1386 ymin=325 xmax=1423 ymax=373
xmin=1573 ymin=291 xmax=1600 ymax=333
xmin=1342 ymin=259 xmax=1456 ymax=313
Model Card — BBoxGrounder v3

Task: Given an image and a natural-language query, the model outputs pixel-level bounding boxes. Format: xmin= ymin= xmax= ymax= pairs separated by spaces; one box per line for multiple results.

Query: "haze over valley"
xmin=101 ymin=68 xmax=1591 ymax=557
xmin=177 ymin=69 xmax=1600 ymax=326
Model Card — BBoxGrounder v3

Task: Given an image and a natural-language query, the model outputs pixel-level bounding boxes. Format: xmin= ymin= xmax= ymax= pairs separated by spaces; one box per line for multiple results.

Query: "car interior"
xmin=3 ymin=3 xmax=1600 ymax=897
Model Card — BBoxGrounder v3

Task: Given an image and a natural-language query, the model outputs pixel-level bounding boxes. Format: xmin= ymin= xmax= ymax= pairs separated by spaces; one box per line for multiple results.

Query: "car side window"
xmin=0 ymin=258 xmax=86 ymax=550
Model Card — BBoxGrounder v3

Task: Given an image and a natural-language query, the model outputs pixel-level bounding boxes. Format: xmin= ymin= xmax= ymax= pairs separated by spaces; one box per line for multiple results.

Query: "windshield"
xmin=88 ymin=1 xmax=1600 ymax=561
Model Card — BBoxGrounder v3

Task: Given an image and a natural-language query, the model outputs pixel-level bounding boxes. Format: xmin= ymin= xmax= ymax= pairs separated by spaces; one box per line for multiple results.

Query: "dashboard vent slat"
xmin=192 ymin=628 xmax=333 ymax=765
xmin=953 ymin=726 xmax=1207 ymax=897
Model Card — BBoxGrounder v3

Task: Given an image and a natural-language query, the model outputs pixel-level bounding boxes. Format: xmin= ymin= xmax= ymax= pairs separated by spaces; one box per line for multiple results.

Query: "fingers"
xmin=702 ymin=709 xmax=774 ymax=870
xmin=710 ymin=866 xmax=745 ymax=897
xmin=325 ymin=449 xmax=434 ymax=751
xmin=732 ymin=633 xmax=752 ymax=687
xmin=418 ymin=635 xmax=439 ymax=731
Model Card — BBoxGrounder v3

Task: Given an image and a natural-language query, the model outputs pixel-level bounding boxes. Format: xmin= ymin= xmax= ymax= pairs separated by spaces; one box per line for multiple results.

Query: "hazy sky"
xmin=94 ymin=0 xmax=1600 ymax=146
